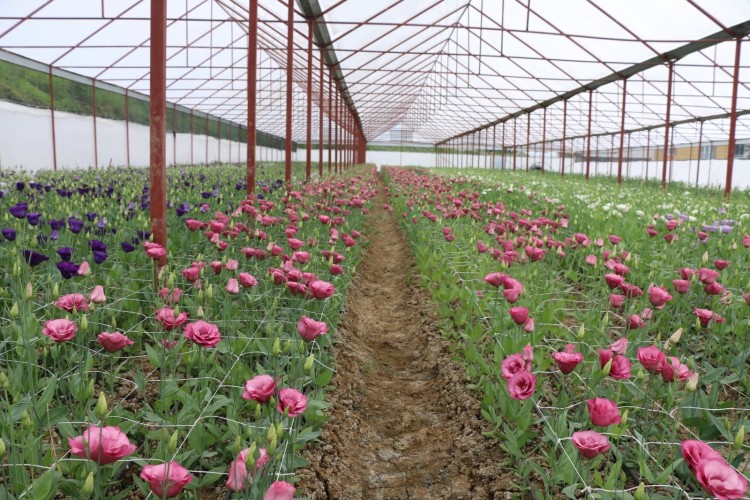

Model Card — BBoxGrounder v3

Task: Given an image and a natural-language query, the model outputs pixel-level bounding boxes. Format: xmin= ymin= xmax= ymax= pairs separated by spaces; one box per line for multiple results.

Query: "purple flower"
xmin=23 ymin=250 xmax=49 ymax=267
xmin=720 ymin=224 xmax=733 ymax=234
xmin=50 ymin=230 xmax=59 ymax=241
xmin=92 ymin=250 xmax=108 ymax=264
xmin=176 ymin=203 xmax=190 ymax=217
xmin=15 ymin=182 xmax=25 ymax=191
xmin=56 ymin=261 xmax=79 ymax=279
xmin=57 ymin=247 xmax=73 ymax=262
xmin=201 ymin=192 xmax=212 ymax=199
xmin=49 ymin=219 xmax=66 ymax=231
xmin=88 ymin=240 xmax=107 ymax=252
xmin=97 ymin=217 xmax=107 ymax=229
xmin=120 ymin=241 xmax=136 ymax=253
xmin=26 ymin=213 xmax=41 ymax=226
xmin=85 ymin=212 xmax=98 ymax=221
xmin=68 ymin=218 xmax=84 ymax=234
xmin=9 ymin=203 xmax=28 ymax=219
xmin=37 ymin=235 xmax=47 ymax=245
xmin=2 ymin=228 xmax=16 ymax=241
xmin=136 ymin=231 xmax=150 ymax=241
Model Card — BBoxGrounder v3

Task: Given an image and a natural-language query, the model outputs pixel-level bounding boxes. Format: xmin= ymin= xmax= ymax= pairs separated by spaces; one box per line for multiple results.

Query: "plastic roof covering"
xmin=0 ymin=0 xmax=749 ymax=148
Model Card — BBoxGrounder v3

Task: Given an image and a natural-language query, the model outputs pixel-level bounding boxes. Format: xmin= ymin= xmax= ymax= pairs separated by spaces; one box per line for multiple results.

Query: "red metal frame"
xmin=661 ymin=62 xmax=674 ymax=189
xmin=246 ymin=0 xmax=257 ymax=196
xmin=284 ymin=0 xmax=293 ymax=186
xmin=617 ymin=79 xmax=627 ymax=184
xmin=724 ymin=37 xmax=742 ymax=198
xmin=149 ymin=0 xmax=167 ymax=266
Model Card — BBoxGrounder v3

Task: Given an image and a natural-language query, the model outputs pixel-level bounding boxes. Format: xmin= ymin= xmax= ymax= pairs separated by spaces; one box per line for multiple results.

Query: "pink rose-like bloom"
xmin=155 ymin=307 xmax=188 ymax=331
xmin=627 ymin=314 xmax=645 ymax=330
xmin=287 ymin=281 xmax=307 ymax=296
xmin=158 ymin=287 xmax=182 ymax=304
xmin=673 ymin=279 xmax=691 ymax=294
xmin=695 ymin=459 xmax=748 ymax=500
xmin=662 ymin=356 xmax=691 ymax=382
xmin=507 ymin=370 xmax=536 ymax=400
xmin=209 ymin=261 xmax=223 ymax=275
xmin=503 ymin=287 xmax=522 ymax=303
xmin=181 ymin=266 xmax=201 ymax=282
xmin=42 ymin=318 xmax=77 ymax=342
xmin=242 ymin=374 xmax=275 ymax=403
xmin=287 ymin=238 xmax=304 ymax=250
xmin=68 ymin=426 xmax=136 ymax=464
xmin=483 ymin=272 xmax=505 ymax=288
xmin=501 ymin=353 xmax=527 ymax=380
xmin=522 ymin=344 xmax=534 ymax=369
xmin=587 ymin=398 xmax=621 ymax=426
xmin=551 ymin=351 xmax=584 ymax=374
xmin=56 ymin=293 xmax=89 ymax=313
xmin=140 ymin=461 xmax=193 ymax=498
xmin=509 ymin=307 xmax=529 ymax=325
xmin=239 ymin=273 xmax=258 ymax=288
xmin=226 ymin=447 xmax=269 ymax=491
xmin=225 ymin=259 xmax=239 ymax=271
xmin=609 ymin=234 xmax=622 ymax=245
xmin=292 ymin=251 xmax=311 ymax=264
xmin=90 ymin=285 xmax=106 ymax=304
xmin=277 ymin=388 xmax=307 ymax=417
xmin=698 ymin=267 xmax=720 ymax=285
xmin=330 ymin=264 xmax=344 ymax=275
xmin=522 ymin=317 xmax=535 ymax=333
xmin=610 ymin=355 xmax=632 ymax=379
xmin=585 ymin=255 xmax=597 ymax=266
xmin=185 ymin=219 xmax=205 ymax=231
xmin=610 ymin=338 xmax=628 ymax=355
xmin=648 ymin=285 xmax=672 ymax=309
xmin=681 ymin=440 xmax=725 ymax=472
xmin=77 ymin=261 xmax=91 ymax=276
xmin=604 ymin=273 xmax=625 ymax=289
xmin=609 ymin=294 xmax=625 ymax=308
xmin=297 ymin=316 xmax=328 ymax=341
xmin=264 ymin=481 xmax=296 ymax=500
xmin=599 ymin=349 xmax=613 ymax=368
xmin=637 ymin=346 xmax=666 ymax=373
xmin=97 ymin=332 xmax=135 ymax=352
xmin=225 ymin=278 xmax=240 ymax=294
xmin=145 ymin=244 xmax=167 ymax=260
xmin=183 ymin=320 xmax=221 ymax=348
xmin=695 ymin=308 xmax=714 ymax=327
xmin=309 ymin=280 xmax=335 ymax=300
xmin=572 ymin=430 xmax=611 ymax=458
xmin=714 ymin=259 xmax=730 ymax=270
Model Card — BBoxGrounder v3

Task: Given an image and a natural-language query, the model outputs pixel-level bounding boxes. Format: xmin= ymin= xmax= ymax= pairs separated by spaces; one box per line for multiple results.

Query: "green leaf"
xmin=29 ymin=469 xmax=59 ymax=500
xmin=315 ymin=368 xmax=334 ymax=387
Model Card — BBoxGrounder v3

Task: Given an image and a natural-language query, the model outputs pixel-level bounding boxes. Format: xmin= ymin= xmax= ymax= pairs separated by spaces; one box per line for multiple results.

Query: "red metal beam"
xmin=661 ymin=62 xmax=674 ymax=189
xmin=284 ymin=0 xmax=293 ymax=185
xmin=724 ymin=38 xmax=742 ymax=199
xmin=305 ymin=19 xmax=313 ymax=182
xmin=48 ymin=66 xmax=57 ymax=171
xmin=617 ymin=79 xmax=627 ymax=184
xmin=150 ymin=0 xmax=167 ymax=266
xmin=246 ymin=0 xmax=257 ymax=196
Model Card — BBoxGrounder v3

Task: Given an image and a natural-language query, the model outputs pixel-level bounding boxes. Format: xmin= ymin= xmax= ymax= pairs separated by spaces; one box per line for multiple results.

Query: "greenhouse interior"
xmin=0 ymin=0 xmax=749 ymax=498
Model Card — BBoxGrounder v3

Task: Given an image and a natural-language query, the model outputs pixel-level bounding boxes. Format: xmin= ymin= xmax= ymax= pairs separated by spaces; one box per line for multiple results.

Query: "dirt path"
xmin=298 ymin=181 xmax=516 ymax=499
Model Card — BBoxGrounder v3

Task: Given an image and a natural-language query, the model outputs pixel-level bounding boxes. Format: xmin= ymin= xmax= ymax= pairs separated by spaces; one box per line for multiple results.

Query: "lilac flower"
xmin=26 ymin=213 xmax=41 ymax=226
xmin=57 ymin=247 xmax=73 ymax=262
xmin=720 ymin=224 xmax=733 ymax=234
xmin=23 ymin=250 xmax=49 ymax=267
xmin=85 ymin=212 xmax=98 ymax=222
xmin=68 ymin=218 xmax=84 ymax=234
xmin=50 ymin=230 xmax=59 ymax=241
xmin=97 ymin=217 xmax=107 ymax=229
xmin=9 ymin=203 xmax=28 ymax=219
xmin=176 ymin=203 xmax=190 ymax=217
xmin=2 ymin=228 xmax=16 ymax=241
xmin=56 ymin=261 xmax=80 ymax=279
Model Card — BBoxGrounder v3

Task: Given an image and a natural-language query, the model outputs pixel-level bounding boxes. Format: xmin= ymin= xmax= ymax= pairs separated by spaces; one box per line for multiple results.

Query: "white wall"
xmin=0 ymin=100 xmax=296 ymax=171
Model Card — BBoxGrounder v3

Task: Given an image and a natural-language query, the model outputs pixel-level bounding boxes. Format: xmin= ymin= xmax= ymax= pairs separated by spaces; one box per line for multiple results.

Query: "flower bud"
xmin=601 ymin=359 xmax=612 ymax=377
xmin=702 ymin=251 xmax=709 ymax=263
xmin=52 ymin=283 xmax=59 ymax=299
xmin=266 ymin=424 xmax=276 ymax=442
xmin=0 ymin=372 xmax=8 ymax=389
xmin=0 ymin=438 xmax=6 ymax=457
xmin=167 ymin=273 xmax=175 ymax=288
xmin=267 ymin=434 xmax=277 ymax=455
xmin=725 ymin=417 xmax=732 ymax=432
xmin=272 ymin=338 xmax=281 ymax=355
xmin=686 ymin=372 xmax=699 ymax=392
xmin=668 ymin=327 xmax=683 ymax=346
xmin=254 ymin=404 xmax=262 ymax=420
xmin=168 ymin=430 xmax=179 ymax=454
xmin=95 ymin=392 xmax=108 ymax=420
xmin=196 ymin=306 xmax=204 ymax=318
xmin=734 ymin=425 xmax=745 ymax=449
xmin=197 ymin=289 xmax=203 ymax=302
xmin=304 ymin=354 xmax=315 ymax=372
xmin=577 ymin=324 xmax=585 ymax=339
xmin=231 ymin=435 xmax=242 ymax=456
xmin=24 ymin=282 xmax=33 ymax=299
xmin=276 ymin=422 xmax=283 ymax=439
xmin=634 ymin=482 xmax=645 ymax=500
xmin=206 ymin=284 xmax=213 ymax=301
xmin=620 ymin=410 xmax=628 ymax=426
xmin=80 ymin=314 xmax=88 ymax=332
xmin=85 ymin=379 xmax=95 ymax=400
xmin=20 ymin=410 xmax=33 ymax=429
xmin=284 ymin=339 xmax=292 ymax=353
xmin=82 ymin=472 xmax=94 ymax=496
xmin=9 ymin=303 xmax=19 ymax=318
xmin=111 ymin=316 xmax=117 ymax=329
xmin=12 ymin=262 xmax=19 ymax=278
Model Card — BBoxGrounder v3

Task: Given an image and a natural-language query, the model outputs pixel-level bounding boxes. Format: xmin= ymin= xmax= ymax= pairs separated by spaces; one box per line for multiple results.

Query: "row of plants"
xmin=384 ymin=167 xmax=749 ymax=499
xmin=0 ymin=162 xmax=375 ymax=498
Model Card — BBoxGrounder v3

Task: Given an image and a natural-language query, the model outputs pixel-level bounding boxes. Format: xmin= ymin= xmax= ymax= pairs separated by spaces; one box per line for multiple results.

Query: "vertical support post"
xmin=247 ymin=0 xmax=257 ymax=195
xmin=49 ymin=66 xmax=58 ymax=171
xmin=617 ymin=78 xmax=627 ymax=184
xmin=696 ymin=120 xmax=704 ymax=187
xmin=561 ymin=99 xmax=567 ymax=177
xmin=150 ymin=0 xmax=167 ymax=265
xmin=586 ymin=89 xmax=593 ymax=181
xmin=172 ymin=103 xmax=177 ymax=166
xmin=319 ymin=44 xmax=324 ymax=177
xmin=645 ymin=129 xmax=651 ymax=179
xmin=125 ymin=89 xmax=131 ymax=167
xmin=525 ymin=113 xmax=531 ymax=171
xmin=284 ymin=0 xmax=293 ymax=186
xmin=661 ymin=62 xmax=674 ymax=189
xmin=724 ymin=37 xmax=742 ymax=199
xmin=513 ymin=118 xmax=517 ymax=170
xmin=305 ymin=20 xmax=313 ymax=182
xmin=541 ymin=107 xmax=547 ymax=174
xmin=92 ymin=80 xmax=99 ymax=168
xmin=190 ymin=109 xmax=194 ymax=165
xmin=328 ymin=70 xmax=332 ymax=173
xmin=492 ymin=125 xmax=496 ymax=169
xmin=335 ymin=90 xmax=340 ymax=174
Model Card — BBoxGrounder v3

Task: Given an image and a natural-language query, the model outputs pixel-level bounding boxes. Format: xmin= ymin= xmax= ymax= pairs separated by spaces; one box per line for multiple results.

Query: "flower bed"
xmin=385 ymin=167 xmax=749 ymax=499
xmin=0 ymin=163 xmax=376 ymax=498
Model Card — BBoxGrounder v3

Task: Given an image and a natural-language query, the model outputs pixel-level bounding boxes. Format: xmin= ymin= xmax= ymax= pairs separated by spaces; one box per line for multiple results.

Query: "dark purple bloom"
xmin=23 ymin=250 xmax=49 ymax=267
xmin=201 ymin=192 xmax=212 ymax=199
xmin=176 ymin=203 xmax=190 ymax=217
xmin=9 ymin=203 xmax=28 ymax=219
xmin=15 ymin=182 xmax=25 ymax=191
xmin=56 ymin=261 xmax=79 ymax=279
xmin=68 ymin=218 xmax=84 ymax=234
xmin=92 ymin=250 xmax=108 ymax=264
xmin=85 ymin=212 xmax=97 ymax=221
xmin=97 ymin=217 xmax=107 ymax=229
xmin=57 ymin=247 xmax=73 ymax=262
xmin=50 ymin=229 xmax=59 ymax=241
xmin=88 ymin=240 xmax=107 ymax=252
xmin=136 ymin=231 xmax=151 ymax=241
xmin=121 ymin=241 xmax=136 ymax=253
xmin=26 ymin=213 xmax=41 ymax=226
xmin=36 ymin=235 xmax=47 ymax=245
xmin=49 ymin=219 xmax=66 ymax=231
xmin=2 ymin=228 xmax=16 ymax=241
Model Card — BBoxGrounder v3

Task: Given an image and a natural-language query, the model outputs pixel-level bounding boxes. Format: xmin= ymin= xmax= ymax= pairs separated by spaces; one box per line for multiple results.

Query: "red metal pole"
xmin=617 ymin=79 xmax=627 ymax=185
xmin=284 ymin=0 xmax=293 ymax=186
xmin=305 ymin=20 xmax=313 ymax=181
xmin=724 ymin=38 xmax=742 ymax=199
xmin=190 ymin=109 xmax=194 ymax=165
xmin=328 ymin=70 xmax=332 ymax=174
xmin=335 ymin=90 xmax=340 ymax=174
xmin=561 ymin=99 xmax=567 ymax=177
xmin=125 ymin=89 xmax=130 ymax=167
xmin=586 ymin=90 xmax=593 ymax=181
xmin=92 ymin=80 xmax=98 ymax=168
xmin=247 ymin=0 xmax=257 ymax=196
xmin=48 ymin=66 xmax=57 ymax=171
xmin=492 ymin=125 xmax=496 ymax=169
xmin=513 ymin=118 xmax=517 ymax=171
xmin=525 ymin=113 xmax=531 ymax=171
xmin=696 ymin=120 xmax=704 ymax=187
xmin=172 ymin=103 xmax=177 ymax=166
xmin=661 ymin=62 xmax=674 ymax=189
xmin=218 ymin=119 xmax=221 ymax=164
xmin=149 ymin=0 xmax=167 ymax=265
xmin=541 ymin=107 xmax=547 ymax=174
xmin=319 ymin=44 xmax=324 ymax=177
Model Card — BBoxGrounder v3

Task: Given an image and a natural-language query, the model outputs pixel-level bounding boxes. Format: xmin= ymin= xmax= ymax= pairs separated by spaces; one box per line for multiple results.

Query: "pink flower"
xmin=501 ymin=353 xmax=527 ymax=380
xmin=181 ymin=266 xmax=201 ymax=282
xmin=648 ymin=285 xmax=672 ymax=309
xmin=673 ymin=279 xmax=690 ymax=294
xmin=158 ymin=287 xmax=182 ymax=304
xmin=627 ymin=314 xmax=645 ymax=330
xmin=183 ymin=320 xmax=221 ymax=348
xmin=155 ymin=307 xmax=188 ymax=331
xmin=586 ymin=398 xmax=621 ymax=426
xmin=551 ymin=351 xmax=584 ymax=374
xmin=226 ymin=447 xmax=269 ymax=491
xmin=77 ymin=261 xmax=91 ymax=276
xmin=662 ymin=356 xmax=691 ymax=382
xmin=599 ymin=349 xmax=613 ymax=368
xmin=572 ymin=430 xmax=611 ymax=458
xmin=287 ymin=238 xmax=303 ymax=250
xmin=585 ymin=255 xmax=597 ymax=266
xmin=56 ymin=293 xmax=89 ymax=313
xmin=681 ymin=440 xmax=725 ymax=473
xmin=483 ymin=272 xmax=505 ymax=287
xmin=42 ymin=318 xmax=77 ymax=342
xmin=330 ymin=264 xmax=344 ymax=275
xmin=522 ymin=344 xmax=534 ymax=369
xmin=297 ymin=316 xmax=328 ymax=341
xmin=503 ymin=287 xmax=522 ymax=303
xmin=287 ymin=281 xmax=307 ymax=296
xmin=610 ymin=338 xmax=628 ymax=355
xmin=507 ymin=371 xmax=536 ymax=400
xmin=522 ymin=317 xmax=535 ymax=333
xmin=277 ymin=388 xmax=307 ymax=417
xmin=145 ymin=244 xmax=167 ymax=260
xmin=698 ymin=267 xmax=720 ymax=285
xmin=185 ymin=219 xmax=206 ymax=231
xmin=309 ymin=280 xmax=335 ymax=299
xmin=637 ymin=346 xmax=666 ymax=373
xmin=609 ymin=294 xmax=625 ymax=308
xmin=610 ymin=355 xmax=632 ymax=379
xmin=292 ymin=251 xmax=311 ymax=264
xmin=695 ymin=459 xmax=748 ymax=500
xmin=140 ymin=461 xmax=193 ymax=498
xmin=225 ymin=278 xmax=240 ymax=294
xmin=509 ymin=307 xmax=529 ymax=325
xmin=89 ymin=285 xmax=106 ymax=304
xmin=225 ymin=259 xmax=239 ymax=271
xmin=604 ymin=274 xmax=625 ymax=289
xmin=242 ymin=375 xmax=275 ymax=403
xmin=695 ymin=308 xmax=714 ymax=327
xmin=239 ymin=273 xmax=258 ymax=288
xmin=209 ymin=261 xmax=223 ymax=275
xmin=264 ymin=481 xmax=296 ymax=500
xmin=68 ymin=426 xmax=136 ymax=464
xmin=714 ymin=259 xmax=730 ymax=270
xmin=608 ymin=234 xmax=622 ymax=245
xmin=97 ymin=332 xmax=134 ymax=352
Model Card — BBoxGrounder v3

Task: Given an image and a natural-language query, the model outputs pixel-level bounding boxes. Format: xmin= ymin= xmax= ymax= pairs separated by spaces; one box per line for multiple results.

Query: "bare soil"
xmin=298 ymin=184 xmax=517 ymax=499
